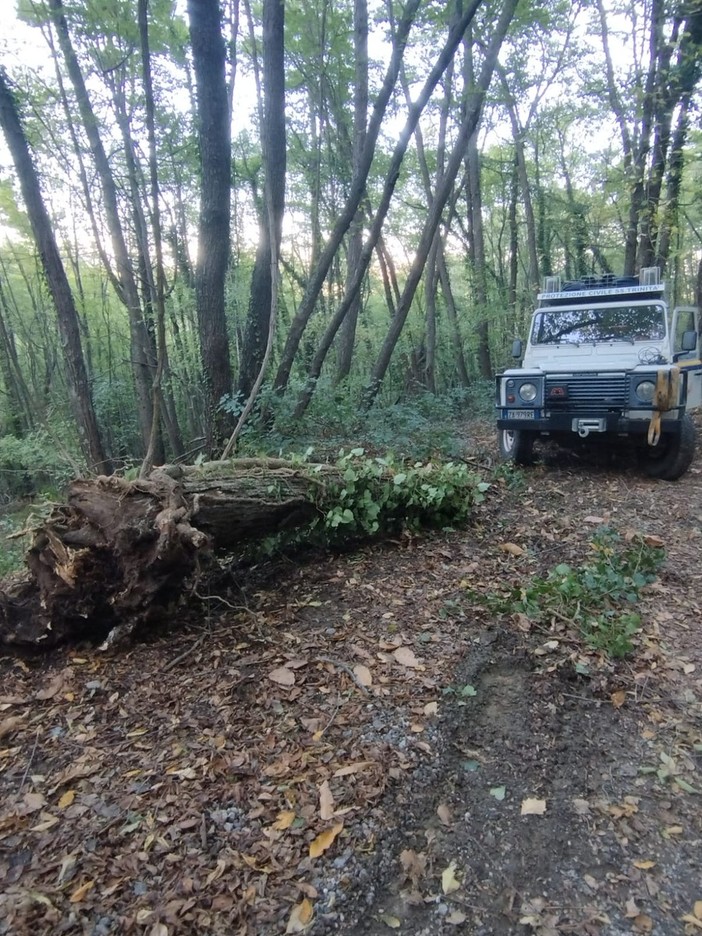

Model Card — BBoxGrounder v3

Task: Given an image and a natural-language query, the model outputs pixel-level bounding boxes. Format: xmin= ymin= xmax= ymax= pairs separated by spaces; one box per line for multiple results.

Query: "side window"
xmin=674 ymin=309 xmax=696 ymax=352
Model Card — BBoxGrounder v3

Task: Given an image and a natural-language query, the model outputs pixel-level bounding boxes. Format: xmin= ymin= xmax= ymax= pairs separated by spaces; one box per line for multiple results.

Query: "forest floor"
xmin=1 ymin=426 xmax=702 ymax=936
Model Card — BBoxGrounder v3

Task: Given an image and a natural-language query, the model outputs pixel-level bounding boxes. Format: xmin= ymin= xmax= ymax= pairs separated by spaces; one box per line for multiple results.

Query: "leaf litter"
xmin=1 ymin=429 xmax=702 ymax=933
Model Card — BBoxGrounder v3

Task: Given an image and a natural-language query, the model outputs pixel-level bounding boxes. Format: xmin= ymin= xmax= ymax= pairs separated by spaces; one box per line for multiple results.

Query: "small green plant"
xmin=482 ymin=527 xmax=664 ymax=658
xmin=442 ymin=682 xmax=478 ymax=704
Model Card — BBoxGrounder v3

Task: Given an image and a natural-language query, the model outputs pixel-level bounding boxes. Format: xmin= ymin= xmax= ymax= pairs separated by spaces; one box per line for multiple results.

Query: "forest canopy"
xmin=0 ymin=0 xmax=700 ymax=482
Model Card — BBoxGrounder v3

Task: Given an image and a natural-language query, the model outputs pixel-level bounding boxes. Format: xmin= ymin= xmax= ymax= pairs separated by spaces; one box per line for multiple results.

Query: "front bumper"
xmin=496 ymin=409 xmax=684 ymax=435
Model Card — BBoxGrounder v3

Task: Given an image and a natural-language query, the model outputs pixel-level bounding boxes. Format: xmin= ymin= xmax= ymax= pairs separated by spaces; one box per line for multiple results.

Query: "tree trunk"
xmin=465 ymin=28 xmax=491 ymax=378
xmin=237 ymin=0 xmax=286 ymax=401
xmin=507 ymin=154 xmax=518 ymax=312
xmin=0 ymin=67 xmax=111 ymax=473
xmin=361 ymin=0 xmax=517 ymax=408
xmin=0 ymin=454 xmax=477 ymax=650
xmin=188 ymin=0 xmax=235 ymax=449
xmin=48 ymin=0 xmax=156 ymax=455
xmin=336 ymin=0 xmax=369 ymax=383
xmin=290 ymin=0 xmax=487 ymax=418
xmin=0 ymin=281 xmax=33 ymax=434
xmin=271 ymin=0 xmax=424 ymax=396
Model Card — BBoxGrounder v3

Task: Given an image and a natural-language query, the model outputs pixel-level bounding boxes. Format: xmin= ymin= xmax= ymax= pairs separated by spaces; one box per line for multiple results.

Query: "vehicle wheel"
xmin=641 ymin=414 xmax=696 ymax=481
xmin=498 ymin=429 xmax=535 ymax=466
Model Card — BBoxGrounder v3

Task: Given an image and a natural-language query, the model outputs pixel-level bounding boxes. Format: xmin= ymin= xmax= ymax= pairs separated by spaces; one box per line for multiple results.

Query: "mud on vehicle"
xmin=495 ymin=268 xmax=701 ymax=480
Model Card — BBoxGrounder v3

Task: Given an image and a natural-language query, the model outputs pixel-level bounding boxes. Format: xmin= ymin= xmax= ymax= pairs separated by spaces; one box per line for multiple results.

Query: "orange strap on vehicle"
xmin=647 ymin=367 xmax=680 ymax=447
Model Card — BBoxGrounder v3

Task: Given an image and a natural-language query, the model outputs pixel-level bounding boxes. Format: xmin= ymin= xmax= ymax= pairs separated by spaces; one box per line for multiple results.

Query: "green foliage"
xmin=232 ymin=381 xmax=493 ymax=461
xmin=320 ymin=448 xmax=489 ymax=539
xmin=254 ymin=449 xmax=490 ymax=556
xmin=483 ymin=528 xmax=665 ymax=658
xmin=442 ymin=682 xmax=478 ymax=704
xmin=0 ymin=428 xmax=78 ymax=501
xmin=0 ymin=514 xmax=29 ymax=578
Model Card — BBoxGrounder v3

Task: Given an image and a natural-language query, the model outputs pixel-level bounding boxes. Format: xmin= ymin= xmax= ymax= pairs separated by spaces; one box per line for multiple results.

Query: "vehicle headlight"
xmin=635 ymin=380 xmax=655 ymax=403
xmin=519 ymin=382 xmax=538 ymax=402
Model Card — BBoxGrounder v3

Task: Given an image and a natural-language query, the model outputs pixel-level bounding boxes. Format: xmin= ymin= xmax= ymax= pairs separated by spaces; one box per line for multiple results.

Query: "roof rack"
xmin=537 ymin=267 xmax=665 ymax=305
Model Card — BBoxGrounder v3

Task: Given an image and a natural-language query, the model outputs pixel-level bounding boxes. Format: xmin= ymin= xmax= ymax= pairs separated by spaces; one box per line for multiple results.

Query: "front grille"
xmin=545 ymin=374 xmax=628 ymax=413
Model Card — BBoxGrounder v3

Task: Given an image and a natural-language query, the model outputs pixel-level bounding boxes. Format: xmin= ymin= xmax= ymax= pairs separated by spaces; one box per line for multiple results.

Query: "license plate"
xmin=505 ymin=409 xmax=535 ymax=420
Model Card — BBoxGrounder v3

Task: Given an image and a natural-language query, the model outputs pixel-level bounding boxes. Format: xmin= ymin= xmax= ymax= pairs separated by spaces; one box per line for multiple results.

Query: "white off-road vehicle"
xmin=495 ymin=268 xmax=701 ymax=480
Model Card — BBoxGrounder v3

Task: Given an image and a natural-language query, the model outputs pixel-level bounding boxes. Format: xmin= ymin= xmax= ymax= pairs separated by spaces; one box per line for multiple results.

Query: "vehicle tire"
xmin=641 ymin=414 xmax=696 ymax=481
xmin=498 ymin=429 xmax=535 ymax=466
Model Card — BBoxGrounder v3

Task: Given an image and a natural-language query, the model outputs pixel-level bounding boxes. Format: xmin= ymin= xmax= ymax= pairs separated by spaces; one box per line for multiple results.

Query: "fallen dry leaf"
xmin=268 ymin=667 xmax=295 ymax=687
xmin=58 ymin=790 xmax=76 ymax=809
xmin=286 ymin=898 xmax=314 ymax=933
xmin=695 ymin=902 xmax=702 ymax=920
xmin=393 ymin=646 xmax=419 ymax=668
xmin=22 ymin=792 xmax=46 ymax=814
xmin=333 ymin=761 xmax=372 ymax=778
xmin=272 ymin=810 xmax=296 ymax=831
xmin=309 ymin=822 xmax=343 ymax=859
xmin=681 ymin=916 xmax=702 ymax=931
xmin=0 ymin=715 xmax=25 ymax=740
xmin=633 ymin=860 xmax=656 ymax=870
xmin=30 ymin=813 xmax=60 ymax=832
xmin=319 ymin=780 xmax=334 ymax=820
xmin=441 ymin=861 xmax=461 ymax=894
xmin=521 ymin=798 xmax=547 ymax=816
xmin=69 ymin=880 xmax=95 ymax=903
xmin=500 ymin=541 xmax=525 ymax=556
xmin=437 ymin=803 xmax=451 ymax=825
xmin=353 ymin=664 xmax=372 ymax=687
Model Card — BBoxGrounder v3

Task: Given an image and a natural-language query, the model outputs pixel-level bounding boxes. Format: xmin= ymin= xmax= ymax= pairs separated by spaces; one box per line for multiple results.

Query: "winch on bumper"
xmin=496 ymin=410 xmax=684 ymax=438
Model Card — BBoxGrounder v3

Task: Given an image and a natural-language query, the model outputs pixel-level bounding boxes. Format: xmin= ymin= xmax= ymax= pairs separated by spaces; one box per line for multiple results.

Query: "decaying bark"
xmin=0 ymin=460 xmax=340 ymax=650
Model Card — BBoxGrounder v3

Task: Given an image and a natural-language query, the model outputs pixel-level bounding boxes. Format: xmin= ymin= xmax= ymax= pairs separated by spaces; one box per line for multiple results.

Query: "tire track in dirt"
xmin=340 ymin=453 xmax=702 ymax=936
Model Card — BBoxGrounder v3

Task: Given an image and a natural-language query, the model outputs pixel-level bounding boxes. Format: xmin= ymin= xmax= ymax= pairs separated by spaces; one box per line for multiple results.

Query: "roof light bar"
xmin=639 ymin=266 xmax=661 ymax=287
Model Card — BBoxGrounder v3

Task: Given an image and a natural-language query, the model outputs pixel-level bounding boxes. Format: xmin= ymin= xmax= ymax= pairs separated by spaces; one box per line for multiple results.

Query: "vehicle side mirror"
xmin=681 ymin=329 xmax=697 ymax=352
xmin=511 ymin=339 xmax=523 ymax=359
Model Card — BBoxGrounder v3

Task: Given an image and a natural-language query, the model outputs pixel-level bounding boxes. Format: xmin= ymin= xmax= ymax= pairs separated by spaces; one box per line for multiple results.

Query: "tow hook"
xmin=572 ymin=418 xmax=606 ymax=438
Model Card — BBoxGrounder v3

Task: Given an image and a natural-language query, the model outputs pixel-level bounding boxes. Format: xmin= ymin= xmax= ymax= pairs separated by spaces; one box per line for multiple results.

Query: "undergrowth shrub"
xmin=226 ymin=379 xmax=494 ymax=460
xmin=478 ymin=527 xmax=665 ymax=658
xmin=0 ymin=428 xmax=78 ymax=501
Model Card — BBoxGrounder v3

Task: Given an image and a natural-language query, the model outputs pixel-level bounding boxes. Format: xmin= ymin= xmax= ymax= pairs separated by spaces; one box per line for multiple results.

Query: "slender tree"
xmin=336 ymin=0 xmax=368 ymax=383
xmin=188 ymin=0 xmax=235 ymax=449
xmin=47 ymin=0 xmax=157 ymax=457
xmin=237 ymin=0 xmax=286 ymax=400
xmin=362 ymin=0 xmax=519 ymax=408
xmin=0 ymin=67 xmax=111 ymax=473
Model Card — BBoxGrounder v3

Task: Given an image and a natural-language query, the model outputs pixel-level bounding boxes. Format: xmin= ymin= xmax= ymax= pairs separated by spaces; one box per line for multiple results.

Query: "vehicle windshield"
xmin=531 ymin=304 xmax=666 ymax=345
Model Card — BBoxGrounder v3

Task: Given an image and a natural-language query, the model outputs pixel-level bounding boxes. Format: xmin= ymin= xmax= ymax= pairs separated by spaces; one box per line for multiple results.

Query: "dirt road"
xmin=1 ymin=449 xmax=701 ymax=935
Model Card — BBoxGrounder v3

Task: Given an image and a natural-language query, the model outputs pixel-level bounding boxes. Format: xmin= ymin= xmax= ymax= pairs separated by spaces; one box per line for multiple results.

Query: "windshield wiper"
xmin=598 ymin=335 xmax=635 ymax=344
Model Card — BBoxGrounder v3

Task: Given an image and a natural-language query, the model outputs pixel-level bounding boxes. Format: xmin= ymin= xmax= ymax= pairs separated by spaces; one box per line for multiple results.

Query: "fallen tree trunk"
xmin=0 ymin=455 xmax=482 ymax=650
